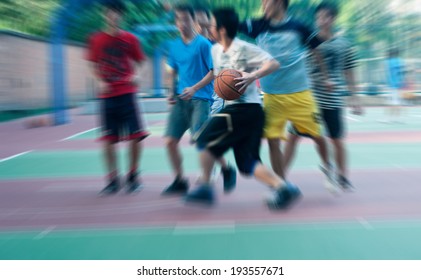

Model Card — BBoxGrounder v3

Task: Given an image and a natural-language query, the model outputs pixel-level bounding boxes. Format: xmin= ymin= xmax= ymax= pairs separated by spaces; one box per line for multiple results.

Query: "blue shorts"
xmin=165 ymin=97 xmax=210 ymax=140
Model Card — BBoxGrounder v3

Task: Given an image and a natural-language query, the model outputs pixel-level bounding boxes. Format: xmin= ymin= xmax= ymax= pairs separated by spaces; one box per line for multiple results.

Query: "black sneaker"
xmin=222 ymin=165 xmax=236 ymax=193
xmin=338 ymin=175 xmax=354 ymax=192
xmin=99 ymin=177 xmax=120 ymax=196
xmin=266 ymin=182 xmax=302 ymax=210
xmin=185 ymin=183 xmax=215 ymax=205
xmin=162 ymin=177 xmax=189 ymax=195
xmin=126 ymin=172 xmax=143 ymax=194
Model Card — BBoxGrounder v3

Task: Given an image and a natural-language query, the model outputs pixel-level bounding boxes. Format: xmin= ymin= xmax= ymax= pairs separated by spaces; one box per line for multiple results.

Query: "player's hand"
xmin=167 ymin=95 xmax=177 ymax=105
xmin=234 ymin=72 xmax=256 ymax=93
xmin=180 ymin=87 xmax=196 ymax=100
xmin=324 ymin=79 xmax=334 ymax=93
xmin=124 ymin=75 xmax=140 ymax=86
xmin=97 ymin=80 xmax=109 ymax=95
xmin=131 ymin=75 xmax=140 ymax=86
xmin=349 ymin=95 xmax=363 ymax=115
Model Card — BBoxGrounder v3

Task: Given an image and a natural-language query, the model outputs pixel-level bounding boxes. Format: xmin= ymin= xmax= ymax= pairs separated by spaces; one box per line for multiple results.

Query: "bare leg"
xmin=200 ymin=150 xmax=217 ymax=183
xmin=166 ymin=137 xmax=183 ymax=178
xmin=128 ymin=139 xmax=140 ymax=174
xmin=104 ymin=141 xmax=117 ymax=178
xmin=313 ymin=135 xmax=330 ymax=168
xmin=253 ymin=163 xmax=284 ymax=189
xmin=283 ymin=133 xmax=301 ymax=177
xmin=331 ymin=138 xmax=346 ymax=177
xmin=267 ymin=138 xmax=285 ymax=179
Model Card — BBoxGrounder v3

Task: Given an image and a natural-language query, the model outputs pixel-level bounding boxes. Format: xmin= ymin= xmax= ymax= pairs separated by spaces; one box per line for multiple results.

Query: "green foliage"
xmin=0 ymin=0 xmax=419 ymax=58
xmin=0 ymin=0 xmax=60 ymax=37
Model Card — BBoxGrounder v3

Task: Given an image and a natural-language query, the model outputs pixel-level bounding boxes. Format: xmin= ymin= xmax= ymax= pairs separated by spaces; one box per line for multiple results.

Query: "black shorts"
xmin=195 ymin=103 xmax=264 ymax=175
xmin=320 ymin=108 xmax=343 ymax=139
xmin=289 ymin=107 xmax=344 ymax=139
xmin=99 ymin=93 xmax=149 ymax=143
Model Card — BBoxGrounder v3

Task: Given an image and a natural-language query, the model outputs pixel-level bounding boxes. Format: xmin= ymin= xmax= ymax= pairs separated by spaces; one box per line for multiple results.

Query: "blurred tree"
xmin=0 ymin=0 xmax=60 ymax=37
xmin=0 ymin=0 xmax=419 ymax=59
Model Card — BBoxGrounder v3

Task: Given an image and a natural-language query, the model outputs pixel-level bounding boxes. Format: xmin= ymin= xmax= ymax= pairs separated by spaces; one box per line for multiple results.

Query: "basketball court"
xmin=1 ymin=106 xmax=421 ymax=259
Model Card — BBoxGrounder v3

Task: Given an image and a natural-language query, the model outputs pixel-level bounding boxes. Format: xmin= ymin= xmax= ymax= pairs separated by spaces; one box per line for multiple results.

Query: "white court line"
xmin=173 ymin=221 xmax=236 ymax=235
xmin=346 ymin=115 xmax=361 ymax=122
xmin=60 ymin=127 xmax=98 ymax=141
xmin=0 ymin=150 xmax=33 ymax=163
xmin=356 ymin=217 xmax=374 ymax=231
xmin=33 ymin=226 xmax=56 ymax=240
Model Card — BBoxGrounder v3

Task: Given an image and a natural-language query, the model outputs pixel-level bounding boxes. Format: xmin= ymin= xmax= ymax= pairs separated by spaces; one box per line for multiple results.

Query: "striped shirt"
xmin=309 ymin=36 xmax=357 ymax=109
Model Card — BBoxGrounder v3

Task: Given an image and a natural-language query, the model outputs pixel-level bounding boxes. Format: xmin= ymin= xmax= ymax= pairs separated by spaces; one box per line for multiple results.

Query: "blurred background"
xmin=0 ymin=0 xmax=420 ymax=122
xmin=1 ymin=0 xmax=421 ymax=262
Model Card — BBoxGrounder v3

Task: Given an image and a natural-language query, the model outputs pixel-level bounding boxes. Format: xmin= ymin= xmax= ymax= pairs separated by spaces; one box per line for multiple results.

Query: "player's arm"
xmin=166 ymin=66 xmax=178 ymax=105
xmin=238 ymin=18 xmax=266 ymax=39
xmin=300 ymin=23 xmax=332 ymax=92
xmin=311 ymin=48 xmax=333 ymax=92
xmin=344 ymin=66 xmax=363 ymax=115
xmin=88 ymin=62 xmax=109 ymax=94
xmin=180 ymin=70 xmax=214 ymax=100
xmin=343 ymin=46 xmax=362 ymax=115
xmin=86 ymin=35 xmax=108 ymax=94
xmin=129 ymin=35 xmax=146 ymax=85
xmin=234 ymin=59 xmax=280 ymax=93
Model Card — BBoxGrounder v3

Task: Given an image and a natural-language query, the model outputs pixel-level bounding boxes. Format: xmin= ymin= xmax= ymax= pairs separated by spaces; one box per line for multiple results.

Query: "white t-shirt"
xmin=212 ymin=38 xmax=273 ymax=105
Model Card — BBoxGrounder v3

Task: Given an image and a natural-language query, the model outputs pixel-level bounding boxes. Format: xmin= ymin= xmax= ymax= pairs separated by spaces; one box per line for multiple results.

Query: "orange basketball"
xmin=214 ymin=69 xmax=244 ymax=101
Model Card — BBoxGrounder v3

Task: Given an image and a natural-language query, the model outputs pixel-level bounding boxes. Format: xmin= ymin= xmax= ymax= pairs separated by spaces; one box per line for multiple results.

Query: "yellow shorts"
xmin=263 ymin=90 xmax=322 ymax=140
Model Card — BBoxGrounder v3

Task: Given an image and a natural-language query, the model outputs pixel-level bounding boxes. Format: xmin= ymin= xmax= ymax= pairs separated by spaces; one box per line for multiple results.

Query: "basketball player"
xmin=283 ymin=2 xmax=362 ymax=192
xmin=86 ymin=0 xmax=149 ymax=195
xmin=238 ymin=0 xmax=332 ymax=185
xmin=185 ymin=8 xmax=301 ymax=210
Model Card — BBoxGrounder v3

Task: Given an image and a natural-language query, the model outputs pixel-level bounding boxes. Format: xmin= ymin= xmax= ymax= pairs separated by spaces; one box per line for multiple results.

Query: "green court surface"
xmin=1 ymin=221 xmax=421 ymax=260
xmin=1 ymin=143 xmax=421 ymax=179
xmin=1 ymin=107 xmax=421 ymax=260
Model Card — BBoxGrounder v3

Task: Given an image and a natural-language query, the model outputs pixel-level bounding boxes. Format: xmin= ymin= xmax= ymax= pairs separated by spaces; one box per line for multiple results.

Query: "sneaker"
xmin=338 ymin=175 xmax=354 ymax=192
xmin=162 ymin=177 xmax=189 ymax=195
xmin=99 ymin=177 xmax=120 ymax=196
xmin=126 ymin=172 xmax=143 ymax=194
xmin=185 ymin=183 xmax=215 ymax=205
xmin=320 ymin=164 xmax=340 ymax=195
xmin=266 ymin=182 xmax=302 ymax=210
xmin=222 ymin=165 xmax=236 ymax=193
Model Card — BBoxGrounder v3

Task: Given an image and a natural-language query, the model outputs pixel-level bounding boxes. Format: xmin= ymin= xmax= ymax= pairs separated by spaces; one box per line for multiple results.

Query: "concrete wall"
xmin=0 ymin=30 xmax=170 ymax=111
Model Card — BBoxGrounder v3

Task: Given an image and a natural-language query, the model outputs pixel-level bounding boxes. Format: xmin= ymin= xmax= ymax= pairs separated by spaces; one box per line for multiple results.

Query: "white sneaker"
xmin=320 ymin=165 xmax=341 ymax=195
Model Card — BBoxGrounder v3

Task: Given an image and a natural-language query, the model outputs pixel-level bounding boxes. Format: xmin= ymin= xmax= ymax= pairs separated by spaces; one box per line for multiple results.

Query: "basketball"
xmin=214 ymin=69 xmax=244 ymax=101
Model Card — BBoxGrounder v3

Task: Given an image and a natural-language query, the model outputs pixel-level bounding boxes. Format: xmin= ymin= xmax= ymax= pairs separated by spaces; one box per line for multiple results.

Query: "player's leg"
xmin=162 ymin=98 xmax=190 ymax=195
xmin=263 ymin=93 xmax=289 ymax=179
xmin=186 ymin=109 xmax=235 ymax=204
xmin=288 ymin=91 xmax=333 ymax=188
xmin=326 ymin=108 xmax=354 ymax=191
xmin=98 ymin=96 xmax=121 ymax=195
xmin=192 ymin=99 xmax=236 ymax=191
xmin=234 ymin=104 xmax=301 ymax=210
xmin=123 ymin=94 xmax=150 ymax=193
xmin=283 ymin=130 xmax=301 ymax=176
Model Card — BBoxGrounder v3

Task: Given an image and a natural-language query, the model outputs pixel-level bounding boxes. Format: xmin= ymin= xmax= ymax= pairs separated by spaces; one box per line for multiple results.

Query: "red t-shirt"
xmin=86 ymin=30 xmax=145 ymax=98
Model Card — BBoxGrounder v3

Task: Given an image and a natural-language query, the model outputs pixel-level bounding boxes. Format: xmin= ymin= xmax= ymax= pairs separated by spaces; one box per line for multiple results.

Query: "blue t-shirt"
xmin=167 ymin=35 xmax=214 ymax=101
xmin=386 ymin=57 xmax=405 ymax=89
xmin=239 ymin=17 xmax=322 ymax=94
